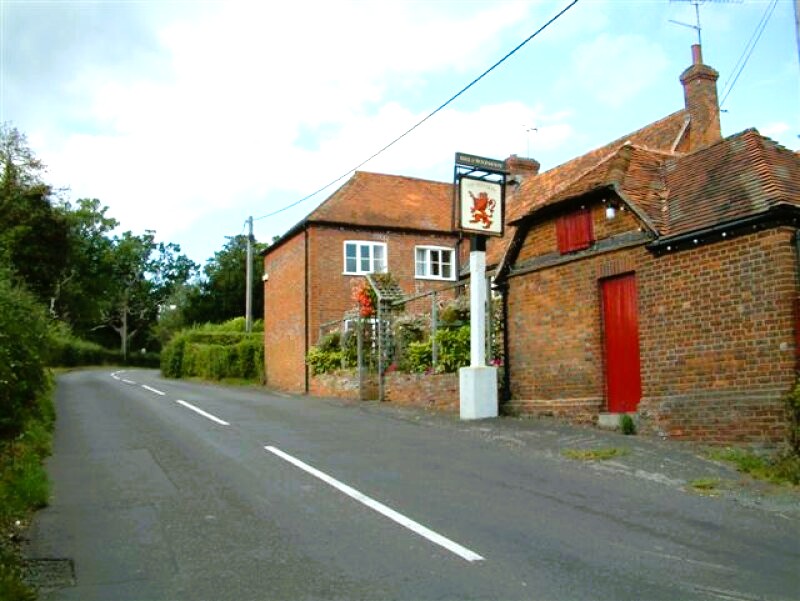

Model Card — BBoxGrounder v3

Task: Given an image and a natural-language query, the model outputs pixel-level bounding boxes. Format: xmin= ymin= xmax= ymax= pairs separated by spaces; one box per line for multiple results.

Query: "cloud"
xmin=15 ymin=0 xmax=565 ymax=247
xmin=759 ymin=122 xmax=791 ymax=139
xmin=564 ymin=33 xmax=670 ymax=108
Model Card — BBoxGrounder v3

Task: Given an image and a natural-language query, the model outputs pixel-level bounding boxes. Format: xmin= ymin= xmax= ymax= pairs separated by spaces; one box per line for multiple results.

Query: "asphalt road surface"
xmin=26 ymin=369 xmax=800 ymax=600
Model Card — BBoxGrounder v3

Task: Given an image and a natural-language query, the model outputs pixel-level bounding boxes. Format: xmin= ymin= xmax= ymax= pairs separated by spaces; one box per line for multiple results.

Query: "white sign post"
xmin=456 ymin=172 xmax=503 ymax=420
xmin=459 ymin=238 xmax=498 ymax=420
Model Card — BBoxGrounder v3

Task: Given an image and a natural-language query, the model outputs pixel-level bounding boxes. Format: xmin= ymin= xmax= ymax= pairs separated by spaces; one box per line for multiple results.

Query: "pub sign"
xmin=458 ymin=176 xmax=504 ymax=237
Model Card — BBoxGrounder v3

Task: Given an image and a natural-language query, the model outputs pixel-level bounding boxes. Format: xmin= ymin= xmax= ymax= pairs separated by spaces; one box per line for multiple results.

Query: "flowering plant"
xmin=351 ymin=278 xmax=377 ymax=317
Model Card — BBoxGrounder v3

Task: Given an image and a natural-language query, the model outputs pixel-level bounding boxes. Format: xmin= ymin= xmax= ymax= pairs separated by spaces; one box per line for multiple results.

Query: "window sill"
xmin=414 ymin=276 xmax=456 ymax=282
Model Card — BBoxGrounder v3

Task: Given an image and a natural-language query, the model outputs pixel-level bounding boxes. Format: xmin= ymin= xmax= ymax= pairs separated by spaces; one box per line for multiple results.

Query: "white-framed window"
xmin=343 ymin=241 xmax=387 ymax=275
xmin=415 ymin=246 xmax=455 ymax=281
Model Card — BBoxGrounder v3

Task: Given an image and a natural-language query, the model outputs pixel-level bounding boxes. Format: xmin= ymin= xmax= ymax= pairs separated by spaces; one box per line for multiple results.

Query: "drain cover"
xmin=22 ymin=558 xmax=75 ymax=592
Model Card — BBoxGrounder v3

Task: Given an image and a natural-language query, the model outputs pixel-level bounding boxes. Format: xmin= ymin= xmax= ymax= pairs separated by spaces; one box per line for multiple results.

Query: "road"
xmin=26 ymin=369 xmax=800 ymax=600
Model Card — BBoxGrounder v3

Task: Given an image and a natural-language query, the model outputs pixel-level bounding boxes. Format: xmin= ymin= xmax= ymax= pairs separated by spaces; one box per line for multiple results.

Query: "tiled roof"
xmin=502 ymin=127 xmax=798 ymax=264
xmin=507 ymin=110 xmax=689 ymax=224
xmin=308 ymin=171 xmax=453 ymax=231
xmin=537 ymin=144 xmax=672 ymax=230
xmin=662 ymin=128 xmax=800 ymax=237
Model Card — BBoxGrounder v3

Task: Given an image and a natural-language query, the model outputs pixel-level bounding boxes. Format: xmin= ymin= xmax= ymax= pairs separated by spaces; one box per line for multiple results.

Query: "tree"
xmin=96 ymin=231 xmax=196 ymax=359
xmin=49 ymin=198 xmax=119 ymax=332
xmin=0 ymin=124 xmax=68 ymax=302
xmin=179 ymin=234 xmax=265 ymax=326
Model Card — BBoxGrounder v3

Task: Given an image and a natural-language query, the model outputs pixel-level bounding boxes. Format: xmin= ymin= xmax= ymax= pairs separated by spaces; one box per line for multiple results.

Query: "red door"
xmin=601 ymin=274 xmax=642 ymax=413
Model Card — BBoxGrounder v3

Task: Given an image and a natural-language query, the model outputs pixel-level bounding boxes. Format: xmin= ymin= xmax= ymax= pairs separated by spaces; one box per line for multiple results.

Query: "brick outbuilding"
xmin=262 ymin=171 xmax=462 ymax=393
xmin=496 ymin=46 xmax=799 ymax=443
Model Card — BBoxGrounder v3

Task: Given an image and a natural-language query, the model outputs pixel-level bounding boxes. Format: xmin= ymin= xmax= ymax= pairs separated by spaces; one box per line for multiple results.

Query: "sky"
xmin=1 ymin=0 xmax=798 ymax=267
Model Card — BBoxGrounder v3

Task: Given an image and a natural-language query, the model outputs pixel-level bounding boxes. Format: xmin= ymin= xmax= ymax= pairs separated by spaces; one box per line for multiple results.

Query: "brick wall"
xmin=263 ymin=233 xmax=307 ymax=392
xmin=308 ymin=371 xmax=378 ymax=400
xmin=264 ymin=224 xmax=461 ymax=394
xmin=636 ymin=227 xmax=796 ymax=442
xmin=306 ymin=371 xmax=459 ymax=411
xmin=516 ymin=202 xmax=642 ymax=264
xmin=507 ymin=198 xmax=797 ymax=443
xmin=384 ymin=372 xmax=459 ymax=412
xmin=307 ymin=225 xmax=460 ymax=345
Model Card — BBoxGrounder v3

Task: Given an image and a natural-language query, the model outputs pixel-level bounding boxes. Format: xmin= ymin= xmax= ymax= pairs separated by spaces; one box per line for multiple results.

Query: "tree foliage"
xmin=0 ymin=269 xmax=49 ymax=438
xmin=176 ymin=234 xmax=265 ymax=328
xmin=0 ymin=125 xmax=68 ymax=303
xmin=0 ymin=123 xmax=197 ymax=358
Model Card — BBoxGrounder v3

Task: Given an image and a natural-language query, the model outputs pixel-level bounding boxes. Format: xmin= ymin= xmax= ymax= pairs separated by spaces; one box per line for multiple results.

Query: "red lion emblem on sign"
xmin=468 ymin=191 xmax=496 ymax=229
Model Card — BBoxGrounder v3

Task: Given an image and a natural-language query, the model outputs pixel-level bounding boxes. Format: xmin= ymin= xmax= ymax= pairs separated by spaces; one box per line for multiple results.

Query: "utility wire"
xmin=253 ymin=0 xmax=580 ymax=222
xmin=719 ymin=0 xmax=778 ymax=108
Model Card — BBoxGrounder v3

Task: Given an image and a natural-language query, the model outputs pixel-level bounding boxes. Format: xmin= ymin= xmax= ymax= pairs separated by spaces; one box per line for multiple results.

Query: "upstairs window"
xmin=556 ymin=207 xmax=594 ymax=254
xmin=415 ymin=246 xmax=454 ymax=281
xmin=344 ymin=241 xmax=387 ymax=275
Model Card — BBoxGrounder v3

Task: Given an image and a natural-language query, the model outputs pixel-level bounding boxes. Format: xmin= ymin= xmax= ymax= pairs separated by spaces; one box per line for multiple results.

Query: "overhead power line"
xmin=719 ymin=0 xmax=778 ymax=108
xmin=253 ymin=0 xmax=581 ymax=223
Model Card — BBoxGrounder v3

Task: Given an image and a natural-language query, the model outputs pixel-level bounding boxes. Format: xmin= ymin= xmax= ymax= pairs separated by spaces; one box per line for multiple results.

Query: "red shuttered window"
xmin=556 ymin=208 xmax=594 ymax=254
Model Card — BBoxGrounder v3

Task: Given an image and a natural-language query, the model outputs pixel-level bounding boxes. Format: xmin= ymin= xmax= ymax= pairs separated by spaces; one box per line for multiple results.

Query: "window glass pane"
xmin=345 ymin=243 xmax=356 ymax=273
xmin=442 ymin=250 xmax=452 ymax=279
xmin=431 ymin=250 xmax=440 ymax=276
xmin=357 ymin=245 xmax=368 ymax=272
xmin=373 ymin=244 xmax=386 ymax=272
xmin=415 ymin=248 xmax=426 ymax=277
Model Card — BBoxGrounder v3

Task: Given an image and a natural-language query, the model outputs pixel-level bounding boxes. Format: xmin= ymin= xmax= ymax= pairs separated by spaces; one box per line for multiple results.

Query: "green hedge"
xmin=0 ymin=273 xmax=50 ymax=439
xmin=46 ymin=324 xmax=160 ymax=368
xmin=160 ymin=325 xmax=263 ymax=382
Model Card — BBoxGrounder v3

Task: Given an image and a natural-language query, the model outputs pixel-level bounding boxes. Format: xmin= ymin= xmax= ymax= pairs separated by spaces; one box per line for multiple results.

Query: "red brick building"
xmin=496 ymin=46 xmax=800 ymax=443
xmin=262 ymin=171 xmax=462 ymax=393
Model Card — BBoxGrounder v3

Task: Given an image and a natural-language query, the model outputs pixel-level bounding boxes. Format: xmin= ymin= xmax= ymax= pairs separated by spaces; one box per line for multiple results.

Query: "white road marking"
xmin=264 ymin=446 xmax=484 ymax=562
xmin=121 ymin=379 xmax=137 ymax=385
xmin=141 ymin=385 xmax=166 ymax=396
xmin=176 ymin=400 xmax=230 ymax=426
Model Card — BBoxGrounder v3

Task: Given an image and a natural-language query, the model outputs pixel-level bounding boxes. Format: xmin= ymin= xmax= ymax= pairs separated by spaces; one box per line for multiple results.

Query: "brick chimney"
xmin=680 ymin=44 xmax=722 ymax=150
xmin=505 ymin=154 xmax=540 ymax=182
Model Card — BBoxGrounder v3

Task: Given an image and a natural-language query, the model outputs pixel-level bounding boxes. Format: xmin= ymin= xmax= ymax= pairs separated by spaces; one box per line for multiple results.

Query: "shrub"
xmin=0 ymin=383 xmax=54 ymax=601
xmin=620 ymin=414 xmax=636 ymax=435
xmin=46 ymin=322 xmax=114 ymax=366
xmin=438 ymin=295 xmax=469 ymax=325
xmin=160 ymin=322 xmax=263 ymax=382
xmin=405 ymin=339 xmax=433 ymax=373
xmin=0 ymin=273 xmax=49 ymax=438
xmin=306 ymin=345 xmax=343 ymax=376
xmin=231 ymin=337 xmax=264 ymax=380
xmin=434 ymin=325 xmax=471 ymax=373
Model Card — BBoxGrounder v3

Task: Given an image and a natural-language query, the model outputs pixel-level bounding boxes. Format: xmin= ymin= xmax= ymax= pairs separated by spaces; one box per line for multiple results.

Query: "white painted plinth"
xmin=459 ymin=366 xmax=498 ymax=420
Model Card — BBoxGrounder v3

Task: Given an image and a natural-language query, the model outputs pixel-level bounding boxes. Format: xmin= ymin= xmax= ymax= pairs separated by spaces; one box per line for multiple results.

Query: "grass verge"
xmin=687 ymin=477 xmax=723 ymax=496
xmin=0 ymin=382 xmax=55 ymax=601
xmin=563 ymin=447 xmax=630 ymax=461
xmin=706 ymin=447 xmax=800 ymax=486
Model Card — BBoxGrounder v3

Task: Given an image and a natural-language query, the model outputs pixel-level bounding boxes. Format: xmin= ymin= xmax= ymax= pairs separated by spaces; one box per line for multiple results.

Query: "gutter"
xmin=647 ymin=205 xmax=800 ymax=254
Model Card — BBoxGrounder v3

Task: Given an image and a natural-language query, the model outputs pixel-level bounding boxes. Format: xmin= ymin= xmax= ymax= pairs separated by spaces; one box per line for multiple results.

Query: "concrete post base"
xmin=459 ymin=366 xmax=498 ymax=420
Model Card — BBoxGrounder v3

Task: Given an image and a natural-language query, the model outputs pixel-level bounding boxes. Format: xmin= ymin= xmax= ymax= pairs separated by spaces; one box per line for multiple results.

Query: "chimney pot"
xmin=691 ymin=43 xmax=702 ymax=65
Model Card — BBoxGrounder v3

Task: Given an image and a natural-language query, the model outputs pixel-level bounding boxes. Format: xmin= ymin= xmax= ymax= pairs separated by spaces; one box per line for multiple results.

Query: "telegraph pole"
xmin=245 ymin=215 xmax=253 ymax=333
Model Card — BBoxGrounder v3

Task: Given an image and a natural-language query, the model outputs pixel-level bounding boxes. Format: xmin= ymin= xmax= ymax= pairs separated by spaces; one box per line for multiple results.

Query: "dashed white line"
xmin=176 ymin=400 xmax=229 ymax=426
xmin=141 ymin=385 xmax=166 ymax=396
xmin=121 ymin=379 xmax=137 ymax=385
xmin=264 ymin=446 xmax=484 ymax=562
